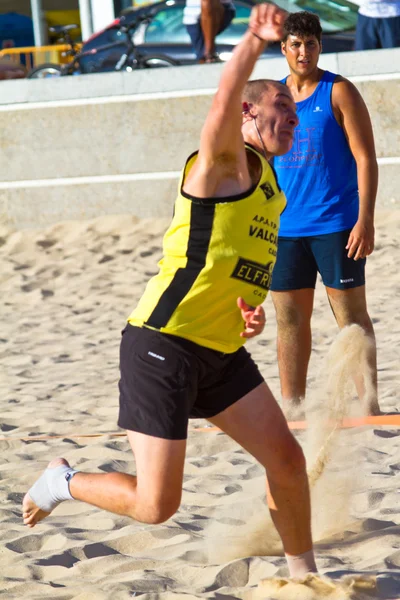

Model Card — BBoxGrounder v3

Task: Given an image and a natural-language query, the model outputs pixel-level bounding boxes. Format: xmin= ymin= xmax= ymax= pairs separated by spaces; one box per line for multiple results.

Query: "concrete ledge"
xmin=1 ymin=47 xmax=400 ymax=106
xmin=355 ymin=78 xmax=400 ymax=160
xmin=1 ymin=47 xmax=399 ymax=228
xmin=0 ymin=77 xmax=398 ymax=184
xmin=336 ymin=47 xmax=400 ymax=78
xmin=0 ymin=95 xmax=209 ymax=182
xmin=376 ymin=163 xmax=400 ymax=208
xmin=1 ymin=163 xmax=397 ymax=229
xmin=0 ymin=178 xmax=180 ymax=229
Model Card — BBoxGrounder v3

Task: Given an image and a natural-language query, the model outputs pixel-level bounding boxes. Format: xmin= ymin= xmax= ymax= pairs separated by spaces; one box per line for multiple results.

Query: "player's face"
xmin=258 ymin=85 xmax=298 ymax=157
xmin=281 ymin=34 xmax=321 ymax=76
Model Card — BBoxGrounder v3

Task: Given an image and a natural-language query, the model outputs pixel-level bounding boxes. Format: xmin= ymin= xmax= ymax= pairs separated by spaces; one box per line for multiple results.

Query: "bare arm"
xmin=332 ymin=77 xmax=378 ymax=260
xmin=183 ymin=3 xmax=287 ymax=198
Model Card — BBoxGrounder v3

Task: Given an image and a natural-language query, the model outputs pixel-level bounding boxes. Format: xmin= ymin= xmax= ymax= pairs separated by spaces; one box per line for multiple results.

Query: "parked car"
xmin=124 ymin=0 xmax=358 ymax=64
xmin=68 ymin=0 xmax=358 ymax=75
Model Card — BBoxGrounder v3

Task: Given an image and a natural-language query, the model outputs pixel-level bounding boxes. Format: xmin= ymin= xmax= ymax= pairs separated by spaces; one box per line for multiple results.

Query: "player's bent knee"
xmin=268 ymin=436 xmax=307 ymax=485
xmin=140 ymin=497 xmax=181 ymax=524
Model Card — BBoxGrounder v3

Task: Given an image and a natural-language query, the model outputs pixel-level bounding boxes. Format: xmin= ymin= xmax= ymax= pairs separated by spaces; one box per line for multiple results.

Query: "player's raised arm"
xmin=191 ymin=4 xmax=287 ymax=178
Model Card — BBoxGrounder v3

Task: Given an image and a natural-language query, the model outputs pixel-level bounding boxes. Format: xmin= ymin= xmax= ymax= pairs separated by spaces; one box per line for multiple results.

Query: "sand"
xmin=0 ymin=209 xmax=399 ymax=600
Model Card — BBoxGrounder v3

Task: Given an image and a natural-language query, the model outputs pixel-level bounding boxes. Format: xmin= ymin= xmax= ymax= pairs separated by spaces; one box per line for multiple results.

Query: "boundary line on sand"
xmin=1 ymin=415 xmax=399 ymax=442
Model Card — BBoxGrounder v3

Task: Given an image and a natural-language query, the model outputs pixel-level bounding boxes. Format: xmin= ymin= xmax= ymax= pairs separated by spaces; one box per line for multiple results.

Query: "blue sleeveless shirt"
xmin=274 ymin=71 xmax=359 ymax=237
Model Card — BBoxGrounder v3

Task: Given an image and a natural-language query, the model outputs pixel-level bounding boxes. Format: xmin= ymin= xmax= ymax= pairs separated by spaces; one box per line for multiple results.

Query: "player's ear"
xmin=242 ymin=102 xmax=256 ymax=121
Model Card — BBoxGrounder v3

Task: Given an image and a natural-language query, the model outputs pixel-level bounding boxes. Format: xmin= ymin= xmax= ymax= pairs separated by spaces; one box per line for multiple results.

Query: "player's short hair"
xmin=242 ymin=79 xmax=281 ymax=106
xmin=282 ymin=11 xmax=322 ymax=43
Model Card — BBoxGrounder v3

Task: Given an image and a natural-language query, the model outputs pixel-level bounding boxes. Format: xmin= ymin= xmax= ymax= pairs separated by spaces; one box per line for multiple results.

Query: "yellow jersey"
xmin=128 ymin=144 xmax=286 ymax=353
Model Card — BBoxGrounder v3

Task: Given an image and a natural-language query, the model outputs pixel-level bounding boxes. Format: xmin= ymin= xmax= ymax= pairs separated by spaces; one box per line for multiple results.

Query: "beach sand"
xmin=0 ymin=209 xmax=399 ymax=599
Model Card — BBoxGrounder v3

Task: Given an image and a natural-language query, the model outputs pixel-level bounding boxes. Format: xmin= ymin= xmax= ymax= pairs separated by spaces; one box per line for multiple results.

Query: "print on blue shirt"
xmin=274 ymin=71 xmax=359 ymax=237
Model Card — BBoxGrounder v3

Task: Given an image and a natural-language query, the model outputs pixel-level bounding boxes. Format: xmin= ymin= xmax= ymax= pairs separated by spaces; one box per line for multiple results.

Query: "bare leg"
xmin=23 ymin=431 xmax=186 ymax=527
xmin=271 ymin=289 xmax=314 ymax=417
xmin=326 ymin=285 xmax=380 ymax=415
xmin=209 ymin=382 xmax=314 ymax=557
xmin=200 ymin=0 xmax=224 ymax=59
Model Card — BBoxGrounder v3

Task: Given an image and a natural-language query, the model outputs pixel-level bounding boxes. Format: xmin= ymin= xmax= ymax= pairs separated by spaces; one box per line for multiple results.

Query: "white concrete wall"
xmin=0 ymin=48 xmax=399 ymax=228
xmin=91 ymin=0 xmax=116 ymax=33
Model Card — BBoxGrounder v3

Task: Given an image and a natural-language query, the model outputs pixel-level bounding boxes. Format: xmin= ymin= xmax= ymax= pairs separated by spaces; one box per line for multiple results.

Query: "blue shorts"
xmin=186 ymin=6 xmax=235 ymax=60
xmin=270 ymin=229 xmax=366 ymax=291
xmin=355 ymin=14 xmax=400 ymax=50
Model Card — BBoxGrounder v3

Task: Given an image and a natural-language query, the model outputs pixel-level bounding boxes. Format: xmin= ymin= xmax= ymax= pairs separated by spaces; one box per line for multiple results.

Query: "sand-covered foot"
xmin=258 ymin=573 xmax=374 ymax=598
xmin=22 ymin=458 xmax=77 ymax=528
xmin=282 ymin=398 xmax=306 ymax=422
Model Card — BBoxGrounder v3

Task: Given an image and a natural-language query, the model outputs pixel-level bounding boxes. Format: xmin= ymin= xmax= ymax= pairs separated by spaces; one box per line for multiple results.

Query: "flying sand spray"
xmin=208 ymin=325 xmax=378 ymax=598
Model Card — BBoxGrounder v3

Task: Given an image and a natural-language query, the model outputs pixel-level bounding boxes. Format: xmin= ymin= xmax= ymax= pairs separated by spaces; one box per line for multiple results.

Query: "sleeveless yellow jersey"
xmin=129 ymin=144 xmax=286 ymax=353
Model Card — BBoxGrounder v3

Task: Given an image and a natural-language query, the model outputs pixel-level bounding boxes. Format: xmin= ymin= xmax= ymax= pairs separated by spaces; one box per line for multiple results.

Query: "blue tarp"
xmin=0 ymin=12 xmax=34 ymax=49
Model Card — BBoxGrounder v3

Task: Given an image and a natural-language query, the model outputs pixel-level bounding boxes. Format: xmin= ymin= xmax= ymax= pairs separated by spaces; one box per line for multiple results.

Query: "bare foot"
xmin=22 ymin=457 xmax=70 ymax=528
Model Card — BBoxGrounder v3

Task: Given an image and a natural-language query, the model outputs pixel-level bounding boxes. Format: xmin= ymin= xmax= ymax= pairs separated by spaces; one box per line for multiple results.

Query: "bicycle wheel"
xmin=141 ymin=54 xmax=179 ymax=68
xmin=27 ymin=63 xmax=63 ymax=79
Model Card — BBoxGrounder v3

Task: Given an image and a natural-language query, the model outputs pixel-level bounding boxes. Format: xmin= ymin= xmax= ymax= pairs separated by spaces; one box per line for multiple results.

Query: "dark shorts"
xmin=355 ymin=13 xmax=400 ymax=50
xmin=270 ymin=229 xmax=366 ymax=291
xmin=118 ymin=324 xmax=264 ymax=440
xmin=186 ymin=6 xmax=236 ymax=60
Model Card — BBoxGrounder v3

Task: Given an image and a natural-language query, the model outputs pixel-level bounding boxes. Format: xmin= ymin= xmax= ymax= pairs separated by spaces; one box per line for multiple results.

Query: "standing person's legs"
xmin=208 ymin=382 xmax=316 ymax=576
xmin=272 ymin=289 xmax=315 ymax=414
xmin=311 ymin=229 xmax=380 ymax=415
xmin=271 ymin=237 xmax=318 ymax=416
xmin=326 ymin=286 xmax=380 ymax=415
xmin=378 ymin=16 xmax=400 ymax=48
xmin=355 ymin=14 xmax=380 ymax=50
xmin=200 ymin=0 xmax=225 ymax=60
xmin=186 ymin=4 xmax=234 ymax=62
xmin=186 ymin=21 xmax=206 ymax=61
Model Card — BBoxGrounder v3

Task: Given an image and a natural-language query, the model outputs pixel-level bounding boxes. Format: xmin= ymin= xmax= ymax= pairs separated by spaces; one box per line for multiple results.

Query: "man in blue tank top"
xmin=271 ymin=11 xmax=381 ymax=417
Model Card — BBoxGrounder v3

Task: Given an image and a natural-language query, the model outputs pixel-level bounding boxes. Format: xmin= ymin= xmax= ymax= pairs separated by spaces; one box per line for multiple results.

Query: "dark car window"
xmin=82 ymin=25 xmax=128 ymax=51
xmin=144 ymin=6 xmax=191 ymax=43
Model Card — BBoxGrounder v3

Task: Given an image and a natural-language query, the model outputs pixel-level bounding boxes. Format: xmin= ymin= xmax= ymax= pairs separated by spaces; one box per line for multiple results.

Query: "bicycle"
xmin=27 ymin=11 xmax=179 ymax=79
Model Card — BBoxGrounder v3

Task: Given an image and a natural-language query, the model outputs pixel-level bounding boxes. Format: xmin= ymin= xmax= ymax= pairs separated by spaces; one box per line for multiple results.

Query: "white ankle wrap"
xmin=28 ymin=464 xmax=78 ymax=512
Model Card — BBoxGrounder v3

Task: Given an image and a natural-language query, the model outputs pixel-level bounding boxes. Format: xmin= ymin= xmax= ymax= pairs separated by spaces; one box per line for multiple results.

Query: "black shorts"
xmin=270 ymin=229 xmax=366 ymax=291
xmin=118 ymin=324 xmax=264 ymax=440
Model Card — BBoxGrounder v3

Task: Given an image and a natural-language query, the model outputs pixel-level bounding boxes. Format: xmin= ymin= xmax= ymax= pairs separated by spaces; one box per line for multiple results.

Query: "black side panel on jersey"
xmin=144 ymin=202 xmax=215 ymax=329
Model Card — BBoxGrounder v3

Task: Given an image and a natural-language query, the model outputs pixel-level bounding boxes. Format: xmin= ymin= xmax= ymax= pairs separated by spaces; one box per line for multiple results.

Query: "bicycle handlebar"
xmin=119 ymin=10 xmax=157 ymax=32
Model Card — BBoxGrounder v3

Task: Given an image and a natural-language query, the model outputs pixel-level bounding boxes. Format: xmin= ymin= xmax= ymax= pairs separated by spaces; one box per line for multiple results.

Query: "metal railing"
xmin=0 ymin=44 xmax=82 ymax=71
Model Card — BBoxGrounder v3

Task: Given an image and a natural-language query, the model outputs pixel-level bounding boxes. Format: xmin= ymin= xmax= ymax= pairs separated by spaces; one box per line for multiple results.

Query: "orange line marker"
xmin=193 ymin=415 xmax=400 ymax=433
xmin=0 ymin=415 xmax=399 ymax=442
